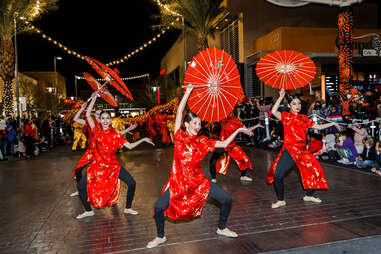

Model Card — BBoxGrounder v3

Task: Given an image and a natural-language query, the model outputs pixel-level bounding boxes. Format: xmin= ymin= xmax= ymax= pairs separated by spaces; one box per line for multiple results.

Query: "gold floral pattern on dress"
xmin=267 ymin=112 xmax=328 ymax=189
xmin=87 ymin=124 xmax=126 ymax=208
xmin=161 ymin=129 xmax=216 ymax=220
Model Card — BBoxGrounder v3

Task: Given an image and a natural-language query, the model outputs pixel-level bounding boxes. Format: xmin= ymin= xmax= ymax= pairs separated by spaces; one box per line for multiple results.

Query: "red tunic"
xmin=72 ymin=121 xmax=100 ymax=178
xmin=146 ymin=115 xmax=157 ymax=140
xmin=161 ymin=129 xmax=216 ymax=220
xmin=267 ymin=112 xmax=328 ymax=189
xmin=86 ymin=124 xmax=127 ymax=208
xmin=217 ymin=115 xmax=252 ymax=173
xmin=155 ymin=113 xmax=171 ymax=143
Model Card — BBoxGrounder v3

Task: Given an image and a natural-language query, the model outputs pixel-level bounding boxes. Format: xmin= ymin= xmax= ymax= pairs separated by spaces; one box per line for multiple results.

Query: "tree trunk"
xmin=0 ymin=39 xmax=15 ymax=114
xmin=197 ymin=34 xmax=209 ymax=51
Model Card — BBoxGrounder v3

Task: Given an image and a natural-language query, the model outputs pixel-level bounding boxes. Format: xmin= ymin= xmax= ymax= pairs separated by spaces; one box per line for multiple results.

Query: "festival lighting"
xmin=337 ymin=8 xmax=353 ymax=96
xmin=26 ymin=21 xmax=171 ymax=66
xmin=76 ymin=73 xmax=149 ymax=81
xmin=153 ymin=0 xmax=182 ymax=17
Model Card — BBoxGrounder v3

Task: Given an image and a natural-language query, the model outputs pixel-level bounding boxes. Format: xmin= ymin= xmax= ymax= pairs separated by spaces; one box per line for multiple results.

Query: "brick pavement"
xmin=1 ymin=145 xmax=381 ymax=253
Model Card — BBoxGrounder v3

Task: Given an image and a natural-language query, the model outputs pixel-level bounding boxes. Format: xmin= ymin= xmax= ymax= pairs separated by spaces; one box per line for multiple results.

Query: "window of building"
xmin=220 ymin=19 xmax=239 ymax=63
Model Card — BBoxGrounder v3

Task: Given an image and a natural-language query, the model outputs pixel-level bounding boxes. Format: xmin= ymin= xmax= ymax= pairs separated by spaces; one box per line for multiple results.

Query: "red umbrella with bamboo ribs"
xmin=256 ymin=50 xmax=316 ymax=89
xmin=83 ymin=73 xmax=118 ymax=107
xmin=85 ymin=56 xmax=134 ymax=101
xmin=184 ymin=48 xmax=242 ymax=122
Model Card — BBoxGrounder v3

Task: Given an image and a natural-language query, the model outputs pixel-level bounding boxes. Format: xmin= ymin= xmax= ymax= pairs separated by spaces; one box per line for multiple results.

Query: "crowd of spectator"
xmin=0 ymin=115 xmax=73 ymax=161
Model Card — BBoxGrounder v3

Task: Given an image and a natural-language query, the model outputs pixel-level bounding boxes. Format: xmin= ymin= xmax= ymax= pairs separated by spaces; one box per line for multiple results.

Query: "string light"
xmin=25 ymin=22 xmax=171 ymax=66
xmin=31 ymin=0 xmax=41 ymax=17
xmin=153 ymin=0 xmax=182 ymax=17
xmin=76 ymin=73 xmax=149 ymax=81
xmin=105 ymin=27 xmax=171 ymax=66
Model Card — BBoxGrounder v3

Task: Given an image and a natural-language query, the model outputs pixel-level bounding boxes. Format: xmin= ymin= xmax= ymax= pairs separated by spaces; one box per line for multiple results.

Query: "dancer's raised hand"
xmin=143 ymin=137 xmax=155 ymax=146
xmin=239 ymin=127 xmax=254 ymax=137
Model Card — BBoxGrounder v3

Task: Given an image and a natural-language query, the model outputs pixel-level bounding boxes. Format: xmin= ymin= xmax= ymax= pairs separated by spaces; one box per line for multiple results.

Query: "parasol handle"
xmin=182 ymin=84 xmax=209 ymax=88
xmin=86 ymin=81 xmax=108 ymax=103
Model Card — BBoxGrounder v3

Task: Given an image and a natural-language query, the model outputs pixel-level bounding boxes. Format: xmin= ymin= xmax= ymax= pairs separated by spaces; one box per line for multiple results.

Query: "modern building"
xmin=159 ymin=0 xmax=380 ymax=101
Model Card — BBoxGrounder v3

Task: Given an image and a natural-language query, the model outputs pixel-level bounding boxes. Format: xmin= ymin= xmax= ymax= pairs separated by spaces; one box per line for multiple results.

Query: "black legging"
xmin=153 ymin=182 xmax=232 ymax=238
xmin=74 ymin=163 xmax=90 ymax=184
xmin=209 ymin=148 xmax=247 ymax=179
xmin=77 ymin=167 xmax=136 ymax=211
xmin=274 ymin=148 xmax=314 ymax=201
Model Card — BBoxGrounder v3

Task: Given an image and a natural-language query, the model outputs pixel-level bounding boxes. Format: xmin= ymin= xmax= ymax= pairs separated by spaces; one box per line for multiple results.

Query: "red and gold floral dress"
xmin=72 ymin=121 xmax=100 ymax=178
xmin=161 ymin=128 xmax=217 ymax=220
xmin=216 ymin=115 xmax=252 ymax=175
xmin=86 ymin=124 xmax=127 ymax=208
xmin=267 ymin=112 xmax=328 ymax=189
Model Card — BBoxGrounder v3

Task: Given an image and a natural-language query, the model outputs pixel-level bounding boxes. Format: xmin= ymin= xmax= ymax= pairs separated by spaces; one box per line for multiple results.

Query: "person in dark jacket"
xmin=371 ymin=141 xmax=381 ymax=176
xmin=355 ymin=137 xmax=376 ymax=168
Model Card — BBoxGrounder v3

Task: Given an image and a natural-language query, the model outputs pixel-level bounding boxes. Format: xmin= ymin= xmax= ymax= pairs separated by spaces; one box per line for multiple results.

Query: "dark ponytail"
xmin=286 ymin=94 xmax=301 ymax=104
xmin=182 ymin=112 xmax=200 ymax=130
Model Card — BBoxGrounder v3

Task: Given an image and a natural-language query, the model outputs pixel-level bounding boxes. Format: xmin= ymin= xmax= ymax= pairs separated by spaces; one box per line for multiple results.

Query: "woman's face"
xmin=185 ymin=117 xmax=201 ymax=136
xmin=288 ymin=98 xmax=301 ymax=113
xmin=100 ymin=113 xmax=111 ymax=129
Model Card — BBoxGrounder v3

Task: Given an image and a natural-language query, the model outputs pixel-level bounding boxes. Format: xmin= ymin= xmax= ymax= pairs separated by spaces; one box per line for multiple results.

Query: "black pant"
xmin=153 ymin=182 xmax=232 ymax=237
xmin=74 ymin=164 xmax=89 ymax=184
xmin=274 ymin=148 xmax=314 ymax=201
xmin=77 ymin=167 xmax=136 ymax=211
xmin=209 ymin=148 xmax=247 ymax=179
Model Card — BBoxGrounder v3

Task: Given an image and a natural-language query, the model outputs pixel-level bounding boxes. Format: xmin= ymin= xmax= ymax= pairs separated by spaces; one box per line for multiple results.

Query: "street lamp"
xmin=53 ymin=56 xmax=62 ymax=94
xmin=74 ymin=75 xmax=80 ymax=99
xmin=13 ymin=13 xmax=26 ymax=121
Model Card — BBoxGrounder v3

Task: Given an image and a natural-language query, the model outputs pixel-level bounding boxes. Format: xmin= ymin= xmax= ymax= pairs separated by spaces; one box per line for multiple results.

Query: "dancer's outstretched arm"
xmin=86 ymin=92 xmax=99 ymax=130
xmin=215 ymin=126 xmax=255 ymax=148
xmin=119 ymin=123 xmax=137 ymax=135
xmin=271 ymin=89 xmax=285 ymax=120
xmin=124 ymin=137 xmax=154 ymax=150
xmin=312 ymin=122 xmax=343 ymax=131
xmin=73 ymin=102 xmax=88 ymax=125
xmin=174 ymin=85 xmax=194 ymax=133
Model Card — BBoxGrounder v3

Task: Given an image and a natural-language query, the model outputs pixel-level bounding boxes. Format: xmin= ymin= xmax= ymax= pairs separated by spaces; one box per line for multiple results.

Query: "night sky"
xmin=17 ymin=0 xmax=179 ymax=96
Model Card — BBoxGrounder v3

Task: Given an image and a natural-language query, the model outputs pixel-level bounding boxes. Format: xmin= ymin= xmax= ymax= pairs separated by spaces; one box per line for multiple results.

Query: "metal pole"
xmin=74 ymin=76 xmax=78 ymax=98
xmin=183 ymin=17 xmax=186 ymax=79
xmin=264 ymin=112 xmax=270 ymax=140
xmin=14 ymin=14 xmax=20 ymax=121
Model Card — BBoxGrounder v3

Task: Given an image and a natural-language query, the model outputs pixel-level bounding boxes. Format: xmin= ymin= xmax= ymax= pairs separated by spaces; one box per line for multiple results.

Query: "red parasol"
xmin=184 ymin=48 xmax=242 ymax=122
xmin=256 ymin=50 xmax=316 ymax=90
xmin=85 ymin=56 xmax=134 ymax=101
xmin=83 ymin=73 xmax=118 ymax=107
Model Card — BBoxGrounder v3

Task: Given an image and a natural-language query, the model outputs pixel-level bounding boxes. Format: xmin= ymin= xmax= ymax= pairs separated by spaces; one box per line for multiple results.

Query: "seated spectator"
xmin=326 ymin=106 xmax=343 ymax=133
xmin=355 ymin=137 xmax=376 ymax=169
xmin=371 ymin=141 xmax=381 ymax=176
xmin=335 ymin=131 xmax=358 ymax=165
xmin=351 ymin=121 xmax=368 ymax=154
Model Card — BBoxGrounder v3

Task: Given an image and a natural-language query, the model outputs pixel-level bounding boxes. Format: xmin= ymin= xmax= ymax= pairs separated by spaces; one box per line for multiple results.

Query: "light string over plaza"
xmin=76 ymin=73 xmax=149 ymax=81
xmin=23 ymin=22 xmax=172 ymax=66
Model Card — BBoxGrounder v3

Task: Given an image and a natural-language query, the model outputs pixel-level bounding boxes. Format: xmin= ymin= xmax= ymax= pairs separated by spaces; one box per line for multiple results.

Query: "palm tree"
xmin=156 ymin=0 xmax=230 ymax=51
xmin=0 ymin=0 xmax=58 ymax=114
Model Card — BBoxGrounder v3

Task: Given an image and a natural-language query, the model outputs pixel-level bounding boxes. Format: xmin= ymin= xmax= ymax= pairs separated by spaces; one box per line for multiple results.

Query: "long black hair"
xmin=286 ymin=94 xmax=301 ymax=104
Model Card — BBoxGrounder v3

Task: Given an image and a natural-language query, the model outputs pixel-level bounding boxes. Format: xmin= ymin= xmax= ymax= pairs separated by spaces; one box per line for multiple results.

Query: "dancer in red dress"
xmin=70 ymin=97 xmax=136 ymax=197
xmin=76 ymin=92 xmax=154 ymax=219
xmin=146 ymin=85 xmax=255 ymax=248
xmin=268 ymin=89 xmax=342 ymax=209
xmin=209 ymin=112 xmax=262 ymax=183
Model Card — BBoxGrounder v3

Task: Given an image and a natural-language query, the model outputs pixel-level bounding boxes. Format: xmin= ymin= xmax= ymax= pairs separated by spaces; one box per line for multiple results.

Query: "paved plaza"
xmin=1 ymin=145 xmax=381 ymax=254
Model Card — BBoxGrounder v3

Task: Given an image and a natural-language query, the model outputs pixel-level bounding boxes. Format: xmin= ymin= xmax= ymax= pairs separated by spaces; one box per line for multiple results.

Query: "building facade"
xmin=159 ymin=0 xmax=379 ymax=101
